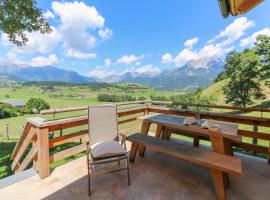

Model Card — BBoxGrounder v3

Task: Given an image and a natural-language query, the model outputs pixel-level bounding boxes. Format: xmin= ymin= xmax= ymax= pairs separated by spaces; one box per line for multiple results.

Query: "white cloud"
xmin=240 ymin=28 xmax=270 ymax=47
xmin=30 ymin=54 xmax=59 ymax=67
xmin=99 ymin=28 xmax=113 ymax=39
xmin=66 ymin=49 xmax=97 ymax=59
xmin=164 ymin=17 xmax=254 ymax=67
xmin=104 ymin=58 xmax=112 ymax=66
xmin=161 ymin=53 xmax=173 ymax=64
xmin=87 ymin=69 xmax=114 ymax=79
xmin=117 ymin=54 xmax=142 ymax=64
xmin=52 ymin=1 xmax=107 ymax=51
xmin=213 ymin=17 xmax=255 ymax=47
xmin=174 ymin=49 xmax=199 ymax=66
xmin=1 ymin=27 xmax=61 ymax=55
xmin=43 ymin=10 xmax=55 ymax=19
xmin=135 ymin=65 xmax=161 ymax=76
xmin=184 ymin=37 xmax=199 ymax=48
xmin=1 ymin=1 xmax=112 ymax=66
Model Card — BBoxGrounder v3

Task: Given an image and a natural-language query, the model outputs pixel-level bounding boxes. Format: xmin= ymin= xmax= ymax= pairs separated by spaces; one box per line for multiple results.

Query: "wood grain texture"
xmin=127 ymin=134 xmax=242 ymax=175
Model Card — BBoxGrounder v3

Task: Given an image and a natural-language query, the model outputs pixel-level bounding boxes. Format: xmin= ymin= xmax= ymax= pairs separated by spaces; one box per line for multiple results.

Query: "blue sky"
xmin=0 ymin=0 xmax=270 ymax=78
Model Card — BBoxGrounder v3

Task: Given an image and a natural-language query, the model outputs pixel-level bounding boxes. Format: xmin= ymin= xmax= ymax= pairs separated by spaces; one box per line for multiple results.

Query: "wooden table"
xmin=138 ymin=114 xmax=242 ymax=157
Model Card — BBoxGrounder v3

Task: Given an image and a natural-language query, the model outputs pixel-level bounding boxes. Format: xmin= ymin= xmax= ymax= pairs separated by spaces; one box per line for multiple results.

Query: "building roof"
xmin=218 ymin=0 xmax=264 ymax=18
xmin=0 ymin=99 xmax=26 ymax=107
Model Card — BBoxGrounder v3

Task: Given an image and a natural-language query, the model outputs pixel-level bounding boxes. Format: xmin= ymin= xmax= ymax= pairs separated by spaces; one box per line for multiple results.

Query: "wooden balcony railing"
xmin=10 ymin=101 xmax=270 ymax=179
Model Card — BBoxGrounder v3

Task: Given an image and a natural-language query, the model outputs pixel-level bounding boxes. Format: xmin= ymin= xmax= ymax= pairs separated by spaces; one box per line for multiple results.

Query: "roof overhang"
xmin=218 ymin=0 xmax=264 ymax=18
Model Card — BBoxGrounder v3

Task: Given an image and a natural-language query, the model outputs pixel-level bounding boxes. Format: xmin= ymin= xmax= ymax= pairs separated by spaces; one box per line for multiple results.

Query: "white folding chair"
xmin=86 ymin=105 xmax=130 ymax=196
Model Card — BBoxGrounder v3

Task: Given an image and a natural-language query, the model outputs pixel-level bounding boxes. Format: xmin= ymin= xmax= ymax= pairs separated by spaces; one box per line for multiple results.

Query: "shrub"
xmin=0 ymin=104 xmax=18 ymax=119
xmin=26 ymin=98 xmax=50 ymax=114
xmin=138 ymin=97 xmax=146 ymax=101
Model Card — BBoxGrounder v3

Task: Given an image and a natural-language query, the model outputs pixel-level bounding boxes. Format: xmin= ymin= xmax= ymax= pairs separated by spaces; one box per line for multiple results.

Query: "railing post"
xmin=144 ymin=102 xmax=149 ymax=115
xmin=4 ymin=124 xmax=9 ymax=140
xmin=36 ymin=127 xmax=50 ymax=178
xmin=252 ymin=125 xmax=258 ymax=155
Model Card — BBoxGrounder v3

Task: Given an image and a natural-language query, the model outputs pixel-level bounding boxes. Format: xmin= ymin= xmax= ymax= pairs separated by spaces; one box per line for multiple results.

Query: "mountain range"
xmin=0 ymin=64 xmax=95 ymax=84
xmin=0 ymin=57 xmax=224 ymax=91
xmin=95 ymin=57 xmax=224 ymax=91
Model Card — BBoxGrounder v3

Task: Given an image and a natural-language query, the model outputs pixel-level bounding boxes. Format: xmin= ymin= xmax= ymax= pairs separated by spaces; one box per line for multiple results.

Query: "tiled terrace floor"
xmin=1 ymin=140 xmax=270 ymax=200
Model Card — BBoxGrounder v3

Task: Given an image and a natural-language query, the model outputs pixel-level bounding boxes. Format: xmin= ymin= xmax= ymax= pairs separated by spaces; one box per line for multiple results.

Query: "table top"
xmin=138 ymin=114 xmax=242 ymax=142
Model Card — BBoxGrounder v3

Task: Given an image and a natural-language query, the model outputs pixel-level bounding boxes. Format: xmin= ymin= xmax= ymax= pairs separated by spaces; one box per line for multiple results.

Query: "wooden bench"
xmin=126 ymin=133 xmax=242 ymax=200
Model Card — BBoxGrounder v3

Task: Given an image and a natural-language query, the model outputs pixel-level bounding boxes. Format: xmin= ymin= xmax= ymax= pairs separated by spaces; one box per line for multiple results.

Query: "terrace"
xmin=1 ymin=101 xmax=270 ymax=199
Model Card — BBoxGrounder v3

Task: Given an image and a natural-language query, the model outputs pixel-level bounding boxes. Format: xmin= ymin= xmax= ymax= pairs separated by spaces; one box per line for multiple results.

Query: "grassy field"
xmin=0 ymin=82 xmax=270 ymax=180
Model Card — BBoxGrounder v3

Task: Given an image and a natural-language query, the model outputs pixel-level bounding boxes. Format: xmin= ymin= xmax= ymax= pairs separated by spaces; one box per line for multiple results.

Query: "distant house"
xmin=0 ymin=99 xmax=26 ymax=107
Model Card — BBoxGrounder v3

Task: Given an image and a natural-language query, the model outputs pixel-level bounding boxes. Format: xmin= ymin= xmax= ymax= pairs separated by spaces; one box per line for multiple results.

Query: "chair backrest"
xmin=88 ymin=105 xmax=118 ymax=146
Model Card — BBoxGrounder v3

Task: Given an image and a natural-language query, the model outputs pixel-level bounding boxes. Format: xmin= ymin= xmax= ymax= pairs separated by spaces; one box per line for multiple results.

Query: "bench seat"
xmin=126 ymin=133 xmax=242 ymax=200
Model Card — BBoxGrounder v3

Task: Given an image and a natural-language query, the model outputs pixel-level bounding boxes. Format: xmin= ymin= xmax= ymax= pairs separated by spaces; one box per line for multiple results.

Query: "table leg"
xmin=209 ymin=131 xmax=231 ymax=188
xmin=155 ymin=124 xmax=163 ymax=138
xmin=210 ymin=169 xmax=226 ymax=200
xmin=139 ymin=120 xmax=151 ymax=157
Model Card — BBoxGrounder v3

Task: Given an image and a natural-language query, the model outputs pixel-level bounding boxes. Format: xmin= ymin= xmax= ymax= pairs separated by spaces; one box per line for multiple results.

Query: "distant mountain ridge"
xmin=0 ymin=65 xmax=96 ymax=84
xmin=0 ymin=57 xmax=224 ymax=91
xmin=95 ymin=57 xmax=224 ymax=91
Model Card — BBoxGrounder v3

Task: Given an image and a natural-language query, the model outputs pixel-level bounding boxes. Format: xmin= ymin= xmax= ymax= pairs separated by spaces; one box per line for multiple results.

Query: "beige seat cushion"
xmin=91 ymin=141 xmax=126 ymax=158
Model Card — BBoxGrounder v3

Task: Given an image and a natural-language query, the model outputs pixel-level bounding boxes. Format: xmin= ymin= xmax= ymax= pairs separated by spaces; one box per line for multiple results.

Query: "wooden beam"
xmin=238 ymin=0 xmax=264 ymax=13
xmin=36 ymin=128 xmax=50 ymax=179
xmin=49 ymin=130 xmax=88 ymax=148
xmin=15 ymin=144 xmax=38 ymax=174
xmin=11 ymin=123 xmax=32 ymax=160
xmin=49 ymin=144 xmax=86 ymax=163
xmin=11 ymin=127 xmax=36 ymax=171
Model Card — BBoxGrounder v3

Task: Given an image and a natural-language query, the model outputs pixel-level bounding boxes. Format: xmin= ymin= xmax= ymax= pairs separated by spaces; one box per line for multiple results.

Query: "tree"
xmin=255 ymin=35 xmax=270 ymax=76
xmin=26 ymin=98 xmax=50 ymax=113
xmin=0 ymin=0 xmax=51 ymax=46
xmin=223 ymin=49 xmax=263 ymax=107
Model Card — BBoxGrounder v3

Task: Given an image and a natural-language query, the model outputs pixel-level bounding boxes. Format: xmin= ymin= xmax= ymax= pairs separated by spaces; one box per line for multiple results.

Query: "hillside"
xmin=203 ymin=77 xmax=270 ymax=106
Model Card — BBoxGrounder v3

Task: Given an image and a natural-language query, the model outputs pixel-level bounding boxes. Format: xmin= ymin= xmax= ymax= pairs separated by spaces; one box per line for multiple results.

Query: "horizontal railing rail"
xmin=150 ymin=101 xmax=270 ymax=113
xmin=11 ymin=102 xmax=270 ymax=179
xmin=40 ymin=101 xmax=147 ymax=115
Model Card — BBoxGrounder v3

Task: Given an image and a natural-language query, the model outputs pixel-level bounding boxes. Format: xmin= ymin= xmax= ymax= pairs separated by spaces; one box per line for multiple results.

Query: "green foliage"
xmin=223 ymin=49 xmax=263 ymax=107
xmin=255 ymin=35 xmax=270 ymax=76
xmin=149 ymin=95 xmax=169 ymax=101
xmin=138 ymin=96 xmax=147 ymax=101
xmin=0 ymin=0 xmax=52 ymax=46
xmin=97 ymin=94 xmax=137 ymax=102
xmin=214 ymin=71 xmax=227 ymax=82
xmin=26 ymin=98 xmax=50 ymax=113
xmin=0 ymin=104 xmax=18 ymax=119
xmin=170 ymin=92 xmax=217 ymax=110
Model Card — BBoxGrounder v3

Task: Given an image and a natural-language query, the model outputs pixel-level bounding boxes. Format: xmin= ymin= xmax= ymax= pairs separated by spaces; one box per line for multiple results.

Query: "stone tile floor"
xmin=1 ymin=140 xmax=270 ymax=200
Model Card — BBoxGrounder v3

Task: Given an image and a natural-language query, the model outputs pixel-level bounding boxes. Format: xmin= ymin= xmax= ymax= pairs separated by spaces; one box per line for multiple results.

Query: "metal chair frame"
xmin=86 ymin=105 xmax=130 ymax=196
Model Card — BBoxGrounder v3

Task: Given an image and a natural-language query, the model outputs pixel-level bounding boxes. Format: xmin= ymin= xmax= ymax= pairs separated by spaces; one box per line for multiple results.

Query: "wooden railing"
xmin=11 ymin=105 xmax=147 ymax=178
xmin=11 ymin=101 xmax=270 ymax=179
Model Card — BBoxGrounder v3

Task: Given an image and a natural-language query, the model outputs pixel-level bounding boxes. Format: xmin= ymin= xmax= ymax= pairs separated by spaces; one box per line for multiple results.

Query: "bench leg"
xmin=139 ymin=121 xmax=151 ymax=157
xmin=210 ymin=169 xmax=226 ymax=200
xmin=129 ymin=142 xmax=139 ymax=163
